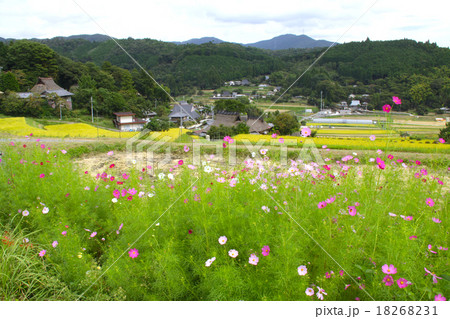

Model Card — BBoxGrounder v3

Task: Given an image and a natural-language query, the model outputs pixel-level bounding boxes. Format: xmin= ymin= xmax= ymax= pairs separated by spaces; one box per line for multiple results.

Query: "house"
xmin=274 ymin=86 xmax=282 ymax=92
xmin=143 ymin=111 xmax=157 ymax=122
xmin=222 ymin=91 xmax=232 ymax=98
xmin=18 ymin=77 xmax=74 ymax=109
xmin=338 ymin=101 xmax=348 ymax=107
xmin=113 ymin=112 xmax=147 ymax=131
xmin=168 ymin=101 xmax=200 ymax=123
xmin=241 ymin=79 xmax=250 ymax=86
xmin=200 ymin=111 xmax=271 ymax=135
xmin=348 ymin=94 xmax=356 ymax=99
xmin=350 ymin=100 xmax=361 ymax=107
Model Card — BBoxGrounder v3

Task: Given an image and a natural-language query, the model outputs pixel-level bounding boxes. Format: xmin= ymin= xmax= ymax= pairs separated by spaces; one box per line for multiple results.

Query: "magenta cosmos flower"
xmin=129 ymin=248 xmax=139 ymax=259
xmin=435 ymin=294 xmax=446 ymax=301
xmin=376 ymin=157 xmax=385 ymax=170
xmin=382 ymin=275 xmax=394 ymax=286
xmin=39 ymin=250 xmax=46 ymax=257
xmin=348 ymin=206 xmax=357 ymax=216
xmin=392 ymin=96 xmax=401 ymax=105
xmin=396 ymin=278 xmax=409 ymax=289
xmin=382 ymin=104 xmax=392 ymax=113
xmin=426 ymin=198 xmax=435 ymax=207
xmin=438 ymin=138 xmax=445 ymax=144
xmin=382 ymin=264 xmax=397 ymax=275
xmin=261 ymin=245 xmax=270 ymax=256
xmin=318 ymin=201 xmax=327 ymax=209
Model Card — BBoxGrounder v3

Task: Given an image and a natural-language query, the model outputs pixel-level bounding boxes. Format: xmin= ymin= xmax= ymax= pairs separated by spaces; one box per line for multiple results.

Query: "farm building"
xmin=17 ymin=77 xmax=74 ymax=109
xmin=198 ymin=111 xmax=272 ymax=136
xmin=311 ymin=118 xmax=374 ymax=125
xmin=169 ymin=101 xmax=200 ymax=123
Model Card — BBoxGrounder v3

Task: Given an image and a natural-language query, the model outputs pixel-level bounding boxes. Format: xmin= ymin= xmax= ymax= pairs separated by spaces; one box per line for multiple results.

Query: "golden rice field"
xmin=233 ymin=134 xmax=450 ymax=153
xmin=0 ymin=117 xmax=194 ymax=141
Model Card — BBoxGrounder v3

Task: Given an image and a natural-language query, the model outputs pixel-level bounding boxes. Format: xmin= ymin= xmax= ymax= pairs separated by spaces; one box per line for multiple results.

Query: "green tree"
xmin=0 ymin=72 xmax=20 ymax=92
xmin=439 ymin=122 xmax=450 ymax=143
xmin=273 ymin=112 xmax=299 ymax=135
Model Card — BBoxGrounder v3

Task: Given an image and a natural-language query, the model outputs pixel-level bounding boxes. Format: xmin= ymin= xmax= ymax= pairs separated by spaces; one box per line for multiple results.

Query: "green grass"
xmin=0 ymin=139 xmax=448 ymax=301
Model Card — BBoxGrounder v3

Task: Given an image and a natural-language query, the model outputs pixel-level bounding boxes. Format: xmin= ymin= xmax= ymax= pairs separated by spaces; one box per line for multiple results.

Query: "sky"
xmin=0 ymin=0 xmax=448 ymax=47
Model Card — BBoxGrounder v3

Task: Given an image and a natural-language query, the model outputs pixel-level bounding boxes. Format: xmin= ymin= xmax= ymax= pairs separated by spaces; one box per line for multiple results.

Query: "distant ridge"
xmin=245 ymin=34 xmax=334 ymax=50
xmin=173 ymin=37 xmax=225 ymax=45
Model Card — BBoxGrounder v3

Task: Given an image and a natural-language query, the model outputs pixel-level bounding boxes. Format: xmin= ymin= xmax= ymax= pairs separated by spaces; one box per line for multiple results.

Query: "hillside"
xmin=246 ymin=34 xmax=334 ymax=50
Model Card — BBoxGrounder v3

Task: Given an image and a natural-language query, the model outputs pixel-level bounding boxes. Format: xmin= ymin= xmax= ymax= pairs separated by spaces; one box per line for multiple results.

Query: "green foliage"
xmin=144 ymin=118 xmax=175 ymax=131
xmin=273 ymin=112 xmax=299 ymax=135
xmin=439 ymin=122 xmax=450 ymax=142
xmin=0 ymin=72 xmax=20 ymax=92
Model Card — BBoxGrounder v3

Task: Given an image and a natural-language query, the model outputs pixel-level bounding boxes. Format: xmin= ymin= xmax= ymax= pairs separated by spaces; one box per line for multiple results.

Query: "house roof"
xmin=169 ymin=102 xmax=200 ymax=120
xmin=203 ymin=111 xmax=271 ymax=134
xmin=246 ymin=118 xmax=271 ymax=133
xmin=42 ymin=89 xmax=74 ymax=97
xmin=31 ymin=77 xmax=66 ymax=94
xmin=16 ymin=92 xmax=34 ymax=98
xmin=114 ymin=112 xmax=136 ymax=116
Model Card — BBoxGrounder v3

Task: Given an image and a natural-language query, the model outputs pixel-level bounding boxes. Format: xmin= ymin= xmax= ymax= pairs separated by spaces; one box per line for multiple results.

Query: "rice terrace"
xmin=1 ymin=3 xmax=450 ymax=306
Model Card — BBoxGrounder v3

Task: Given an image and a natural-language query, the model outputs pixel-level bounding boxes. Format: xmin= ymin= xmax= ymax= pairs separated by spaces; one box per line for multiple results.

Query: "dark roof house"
xmin=169 ymin=101 xmax=200 ymax=122
xmin=200 ymin=111 xmax=271 ymax=135
xmin=19 ymin=77 xmax=75 ymax=109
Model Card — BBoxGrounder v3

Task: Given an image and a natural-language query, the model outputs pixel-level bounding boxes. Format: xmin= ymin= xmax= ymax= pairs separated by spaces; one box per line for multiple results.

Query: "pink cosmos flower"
xmin=42 ymin=207 xmax=49 ymax=214
xmin=305 ymin=287 xmax=314 ymax=296
xmin=426 ymin=198 xmax=435 ymax=207
xmin=382 ymin=104 xmax=392 ymax=113
xmin=178 ymin=160 xmax=183 ymax=165
xmin=61 ymin=231 xmax=67 ymax=236
xmin=392 ymin=96 xmax=401 ymax=105
xmin=39 ymin=174 xmax=45 ymax=178
xmin=383 ymin=275 xmax=394 ymax=286
xmin=438 ymin=138 xmax=445 ymax=144
xmin=435 ymin=294 xmax=446 ymax=301
xmin=432 ymin=217 xmax=442 ymax=223
xmin=205 ymin=257 xmax=216 ymax=267
xmin=184 ymin=145 xmax=189 ymax=152
xmin=376 ymin=157 xmax=385 ymax=170
xmin=52 ymin=241 xmax=58 ymax=248
xmin=22 ymin=210 xmax=29 ymax=217
xmin=396 ymin=278 xmax=409 ymax=289
xmin=339 ymin=270 xmax=344 ymax=276
xmin=387 ymin=154 xmax=393 ymax=160
xmin=301 ymin=127 xmax=311 ymax=137
xmin=279 ymin=137 xmax=284 ymax=144
xmin=428 ymin=244 xmax=437 ymax=254
xmin=261 ymin=245 xmax=270 ymax=256
xmin=107 ymin=151 xmax=114 ymax=156
xmin=424 ymin=267 xmax=442 ymax=284
xmin=271 ymin=133 xmax=277 ymax=138
xmin=228 ymin=249 xmax=238 ymax=258
xmin=61 ymin=150 xmax=67 ymax=154
xmin=381 ymin=264 xmax=397 ymax=275
xmin=344 ymin=284 xmax=351 ymax=290
xmin=39 ymin=250 xmax=46 ymax=257
xmin=348 ymin=206 xmax=357 ymax=216
xmin=318 ymin=201 xmax=327 ymax=209
xmin=223 ymin=136 xmax=231 ymax=142
xmin=90 ymin=232 xmax=97 ymax=238
xmin=409 ymin=235 xmax=417 ymax=240
xmin=369 ymin=135 xmax=376 ymax=141
xmin=129 ymin=248 xmax=139 ymax=258
xmin=325 ymin=272 xmax=331 ymax=278
xmin=249 ymin=254 xmax=259 ymax=265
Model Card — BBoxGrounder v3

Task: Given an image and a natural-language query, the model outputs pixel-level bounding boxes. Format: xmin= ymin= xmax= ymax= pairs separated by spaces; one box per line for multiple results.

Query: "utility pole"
xmin=59 ymin=102 xmax=62 ymax=120
xmin=91 ymin=96 xmax=94 ymax=123
xmin=320 ymin=91 xmax=323 ymax=112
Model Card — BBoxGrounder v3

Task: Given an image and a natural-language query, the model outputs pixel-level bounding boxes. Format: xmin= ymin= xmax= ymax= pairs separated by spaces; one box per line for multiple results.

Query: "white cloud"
xmin=0 ymin=0 xmax=448 ymax=46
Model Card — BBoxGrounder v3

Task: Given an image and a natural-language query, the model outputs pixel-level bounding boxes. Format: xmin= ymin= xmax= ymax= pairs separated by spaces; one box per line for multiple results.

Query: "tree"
xmin=0 ymin=72 xmax=20 ymax=92
xmin=439 ymin=122 xmax=450 ymax=143
xmin=273 ymin=113 xmax=299 ymax=135
xmin=144 ymin=119 xmax=174 ymax=132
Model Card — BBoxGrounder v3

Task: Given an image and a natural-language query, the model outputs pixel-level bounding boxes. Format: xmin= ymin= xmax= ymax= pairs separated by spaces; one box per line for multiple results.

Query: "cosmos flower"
xmin=42 ymin=207 xmax=49 ymax=214
xmin=22 ymin=210 xmax=29 ymax=217
xmin=301 ymin=127 xmax=311 ymax=137
xmin=261 ymin=245 xmax=270 ymax=256
xmin=424 ymin=267 xmax=442 ymax=284
xmin=435 ymin=294 xmax=446 ymax=301
xmin=129 ymin=248 xmax=139 ymax=259
xmin=39 ymin=250 xmax=46 ymax=257
xmin=432 ymin=217 xmax=441 ymax=223
xmin=218 ymin=236 xmax=227 ymax=245
xmin=184 ymin=145 xmax=190 ymax=152
xmin=249 ymin=254 xmax=259 ymax=265
xmin=438 ymin=138 xmax=445 ymax=144
xmin=382 ymin=104 xmax=392 ymax=113
xmin=305 ymin=288 xmax=314 ymax=296
xmin=396 ymin=278 xmax=409 ymax=289
xmin=52 ymin=241 xmax=58 ymax=248
xmin=348 ymin=206 xmax=357 ymax=216
xmin=298 ymin=265 xmax=308 ymax=276
xmin=392 ymin=96 xmax=401 ymax=105
xmin=318 ymin=201 xmax=327 ymax=209
xmin=369 ymin=135 xmax=376 ymax=141
xmin=382 ymin=264 xmax=397 ymax=275
xmin=228 ymin=249 xmax=238 ymax=258
xmin=382 ymin=275 xmax=394 ymax=286
xmin=205 ymin=257 xmax=216 ymax=267
xmin=426 ymin=198 xmax=435 ymax=207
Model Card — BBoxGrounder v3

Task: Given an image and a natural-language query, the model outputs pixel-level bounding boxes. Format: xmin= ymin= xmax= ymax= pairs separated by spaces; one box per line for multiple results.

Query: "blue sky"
xmin=0 ymin=0 xmax=448 ymax=47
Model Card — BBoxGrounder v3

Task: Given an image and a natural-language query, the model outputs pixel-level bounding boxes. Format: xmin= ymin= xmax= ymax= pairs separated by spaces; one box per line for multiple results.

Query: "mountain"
xmin=245 ymin=34 xmax=334 ymax=50
xmin=173 ymin=37 xmax=225 ymax=45
xmin=54 ymin=34 xmax=111 ymax=42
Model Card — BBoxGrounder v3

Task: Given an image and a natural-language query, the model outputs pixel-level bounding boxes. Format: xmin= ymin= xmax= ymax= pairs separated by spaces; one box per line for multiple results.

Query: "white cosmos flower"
xmin=112 ymin=198 xmax=118 ymax=203
xmin=42 ymin=207 xmax=49 ymax=214
xmin=218 ymin=236 xmax=227 ymax=245
xmin=316 ymin=292 xmax=324 ymax=300
xmin=205 ymin=257 xmax=216 ymax=267
xmin=298 ymin=265 xmax=308 ymax=276
xmin=168 ymin=173 xmax=174 ymax=180
xmin=148 ymin=192 xmax=155 ymax=198
xmin=204 ymin=166 xmax=213 ymax=173
xmin=251 ymin=152 xmax=256 ymax=158
xmin=228 ymin=249 xmax=238 ymax=258
xmin=158 ymin=173 xmax=165 ymax=180
xmin=22 ymin=210 xmax=29 ymax=216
